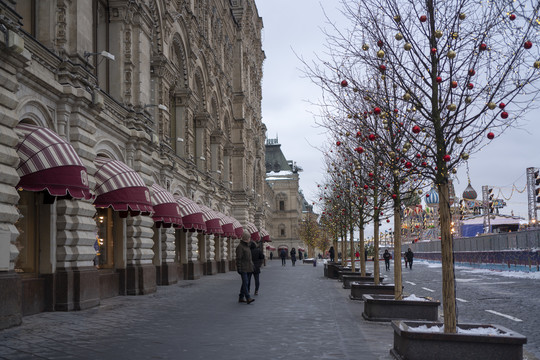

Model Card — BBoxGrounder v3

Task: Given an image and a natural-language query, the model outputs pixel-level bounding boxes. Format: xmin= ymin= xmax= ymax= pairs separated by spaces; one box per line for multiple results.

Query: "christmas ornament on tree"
xmin=340 ymin=80 xmax=348 ymax=87
xmin=420 ymin=15 xmax=427 ymax=22
xmin=487 ymin=132 xmax=495 ymax=139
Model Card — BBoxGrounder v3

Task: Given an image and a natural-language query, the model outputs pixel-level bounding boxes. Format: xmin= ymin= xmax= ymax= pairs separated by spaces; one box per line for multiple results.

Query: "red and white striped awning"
xmin=151 ymin=184 xmax=183 ymax=228
xmin=175 ymin=196 xmax=206 ymax=231
xmin=298 ymin=247 xmax=305 ymax=252
xmin=259 ymin=228 xmax=270 ymax=242
xmin=244 ymin=222 xmax=260 ymax=241
xmin=14 ymin=124 xmax=92 ymax=199
xmin=93 ymin=157 xmax=153 ymax=217
xmin=198 ymin=205 xmax=223 ymax=235
xmin=231 ymin=218 xmax=243 ymax=239
xmin=266 ymin=245 xmax=276 ymax=251
xmin=216 ymin=213 xmax=236 ymax=238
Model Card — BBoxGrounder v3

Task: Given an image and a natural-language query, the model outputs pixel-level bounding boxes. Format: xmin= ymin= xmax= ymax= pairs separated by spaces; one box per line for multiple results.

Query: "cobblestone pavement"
xmin=0 ymin=261 xmax=393 ymax=360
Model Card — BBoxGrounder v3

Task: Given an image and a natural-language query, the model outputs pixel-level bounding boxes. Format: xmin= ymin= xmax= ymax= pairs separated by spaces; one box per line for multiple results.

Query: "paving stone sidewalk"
xmin=0 ymin=261 xmax=394 ymax=360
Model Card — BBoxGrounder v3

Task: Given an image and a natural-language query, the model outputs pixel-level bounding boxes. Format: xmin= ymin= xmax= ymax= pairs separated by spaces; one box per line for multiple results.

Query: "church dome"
xmin=425 ymin=187 xmax=439 ymax=207
xmin=462 ymin=182 xmax=477 ymax=200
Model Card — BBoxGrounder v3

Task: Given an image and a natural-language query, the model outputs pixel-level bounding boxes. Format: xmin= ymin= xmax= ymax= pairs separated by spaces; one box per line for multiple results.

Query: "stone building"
xmin=0 ymin=0 xmax=266 ymax=330
xmin=264 ymin=138 xmax=306 ymax=257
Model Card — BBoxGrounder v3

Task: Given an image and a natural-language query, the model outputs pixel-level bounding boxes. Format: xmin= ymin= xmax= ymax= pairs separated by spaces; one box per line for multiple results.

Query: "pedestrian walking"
xmin=290 ymin=247 xmax=297 ymax=266
xmin=404 ymin=252 xmax=408 ymax=269
xmin=280 ymin=248 xmax=287 ymax=266
xmin=355 ymin=250 xmax=360 ymax=260
xmin=405 ymin=248 xmax=414 ymax=270
xmin=269 ymin=252 xmax=273 ymax=261
xmin=329 ymin=246 xmax=335 ymax=262
xmin=248 ymin=241 xmax=264 ymax=296
xmin=383 ymin=249 xmax=391 ymax=271
xmin=236 ymin=231 xmax=255 ymax=304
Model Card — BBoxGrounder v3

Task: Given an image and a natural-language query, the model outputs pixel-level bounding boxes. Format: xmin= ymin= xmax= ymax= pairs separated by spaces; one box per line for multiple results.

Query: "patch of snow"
xmin=407 ymin=325 xmax=506 ymax=336
xmin=457 ymin=267 xmax=540 ymax=280
xmin=403 ymin=294 xmax=430 ymax=302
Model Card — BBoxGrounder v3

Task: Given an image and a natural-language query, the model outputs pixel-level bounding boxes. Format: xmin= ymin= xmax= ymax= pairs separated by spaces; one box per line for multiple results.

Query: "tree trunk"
xmin=438 ymin=181 xmax=457 ymax=333
xmin=373 ymin=217 xmax=380 ymax=285
xmin=393 ymin=203 xmax=403 ymax=300
xmin=359 ymin=227 xmax=366 ymax=276
xmin=349 ymin=225 xmax=355 ymax=271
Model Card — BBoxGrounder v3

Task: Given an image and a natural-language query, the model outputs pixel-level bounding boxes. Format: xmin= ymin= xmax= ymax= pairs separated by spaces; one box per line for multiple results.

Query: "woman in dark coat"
xmin=248 ymin=241 xmax=264 ymax=295
xmin=329 ymin=246 xmax=335 ymax=262
xmin=405 ymin=248 xmax=414 ymax=269
xmin=290 ymin=248 xmax=297 ymax=266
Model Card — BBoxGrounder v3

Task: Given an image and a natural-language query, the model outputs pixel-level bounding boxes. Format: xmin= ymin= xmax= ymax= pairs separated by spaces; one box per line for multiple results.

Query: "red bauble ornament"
xmin=487 ymin=132 xmax=495 ymax=139
xmin=467 ymin=83 xmax=474 ymax=89
xmin=394 ymin=108 xmax=399 ymax=113
xmin=416 ymin=153 xmax=422 ymax=158
xmin=431 ymin=47 xmax=437 ymax=54
xmin=374 ymin=107 xmax=381 ymax=115
xmin=412 ymin=125 xmax=421 ymax=134
xmin=368 ymin=134 xmax=377 ymax=141
xmin=468 ymin=69 xmax=476 ymax=76
xmin=368 ymin=172 xmax=374 ymax=177
xmin=451 ymin=81 xmax=458 ymax=88
xmin=379 ymin=64 xmax=386 ymax=72
xmin=392 ymin=194 xmax=397 ymax=199
xmin=405 ymin=161 xmax=412 ymax=169
xmin=356 ymin=131 xmax=362 ymax=137
xmin=355 ymin=147 xmax=364 ymax=154
xmin=501 ymin=111 xmax=509 ymax=119
xmin=524 ymin=41 xmax=533 ymax=49
xmin=387 ymin=219 xmax=391 ymax=223
xmin=426 ymin=194 xmax=430 ymax=197
xmin=443 ymin=154 xmax=451 ymax=162
xmin=499 ymin=102 xmax=506 ymax=109
xmin=340 ymin=80 xmax=348 ymax=87
xmin=479 ymin=43 xmax=487 ymax=51
xmin=377 ymin=40 xmax=384 ymax=47
xmin=336 ymin=141 xmax=341 ymax=146
xmin=421 ymin=161 xmax=427 ymax=167
xmin=420 ymin=15 xmax=427 ymax=22
xmin=364 ymin=185 xmax=369 ymax=190
xmin=509 ymin=14 xmax=516 ymax=20
xmin=436 ymin=76 xmax=442 ymax=83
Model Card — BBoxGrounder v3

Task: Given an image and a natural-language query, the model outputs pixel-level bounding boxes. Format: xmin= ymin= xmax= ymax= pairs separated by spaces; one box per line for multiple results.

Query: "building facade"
xmin=0 ymin=0 xmax=267 ymax=329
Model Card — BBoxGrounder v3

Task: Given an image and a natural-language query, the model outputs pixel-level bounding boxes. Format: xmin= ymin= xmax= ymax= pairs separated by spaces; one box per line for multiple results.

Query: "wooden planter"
xmin=362 ymin=294 xmax=440 ymax=322
xmin=342 ymin=275 xmax=384 ymax=289
xmin=390 ymin=320 xmax=527 ymax=360
xmin=350 ymin=282 xmax=397 ymax=300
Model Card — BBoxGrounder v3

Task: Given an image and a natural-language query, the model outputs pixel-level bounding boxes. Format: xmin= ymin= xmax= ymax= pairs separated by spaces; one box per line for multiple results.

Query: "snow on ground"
xmin=407 ymin=324 xmax=507 ymax=335
xmin=403 ymin=294 xmax=430 ymax=301
xmin=415 ymin=259 xmax=540 ymax=279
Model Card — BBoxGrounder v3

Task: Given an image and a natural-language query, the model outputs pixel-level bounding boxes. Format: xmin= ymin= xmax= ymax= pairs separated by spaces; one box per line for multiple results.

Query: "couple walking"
xmin=236 ymin=230 xmax=265 ymax=304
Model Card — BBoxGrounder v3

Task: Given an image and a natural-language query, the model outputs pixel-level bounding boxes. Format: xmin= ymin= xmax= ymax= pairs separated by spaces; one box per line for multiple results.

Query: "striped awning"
xmin=175 ymin=196 xmax=206 ymax=231
xmin=14 ymin=124 xmax=92 ymax=199
xmin=198 ymin=205 xmax=223 ymax=235
xmin=151 ymin=184 xmax=183 ymax=228
xmin=231 ymin=218 xmax=243 ymax=239
xmin=93 ymin=157 xmax=153 ymax=217
xmin=266 ymin=245 xmax=276 ymax=251
xmin=216 ymin=213 xmax=236 ymax=238
xmin=259 ymin=228 xmax=270 ymax=242
xmin=245 ymin=222 xmax=260 ymax=241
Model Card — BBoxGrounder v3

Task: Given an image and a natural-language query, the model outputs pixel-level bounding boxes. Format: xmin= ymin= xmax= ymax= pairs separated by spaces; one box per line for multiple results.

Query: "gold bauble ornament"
xmin=447 ymin=103 xmax=457 ymax=111
xmin=395 ymin=33 xmax=404 ymax=41
xmin=534 ymin=61 xmax=540 ymax=69
xmin=452 ymin=32 xmax=459 ymax=39
xmin=434 ymin=30 xmax=443 ymax=38
xmin=383 ymin=119 xmax=388 ymax=124
xmin=461 ymin=153 xmax=469 ymax=160
xmin=394 ymin=170 xmax=400 ymax=176
xmin=345 ymin=132 xmax=350 ymax=136
xmin=447 ymin=50 xmax=456 ymax=59
xmin=394 ymin=15 xmax=401 ymax=22
xmin=455 ymin=137 xmax=463 ymax=144
xmin=459 ymin=13 xmax=466 ymax=20
xmin=418 ymin=189 xmax=423 ymax=195
xmin=377 ymin=50 xmax=385 ymax=58
xmin=465 ymin=96 xmax=472 ymax=104
xmin=362 ymin=44 xmax=370 ymax=51
xmin=353 ymin=87 xmax=359 ymax=92
xmin=381 ymin=75 xmax=386 ymax=80
xmin=487 ymin=102 xmax=496 ymax=109
xmin=451 ymin=168 xmax=457 ymax=174
xmin=403 ymin=93 xmax=411 ymax=101
xmin=389 ymin=151 xmax=396 ymax=158
xmin=404 ymin=42 xmax=412 ymax=51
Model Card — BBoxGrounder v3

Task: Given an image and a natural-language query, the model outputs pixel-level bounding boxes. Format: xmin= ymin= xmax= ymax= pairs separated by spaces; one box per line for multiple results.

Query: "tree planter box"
xmin=362 ymin=294 xmax=440 ymax=322
xmin=390 ymin=320 xmax=527 ymax=360
xmin=338 ymin=270 xmax=372 ymax=281
xmin=327 ymin=263 xmax=348 ymax=279
xmin=342 ymin=275 xmax=384 ymax=289
xmin=350 ymin=283 xmax=398 ymax=300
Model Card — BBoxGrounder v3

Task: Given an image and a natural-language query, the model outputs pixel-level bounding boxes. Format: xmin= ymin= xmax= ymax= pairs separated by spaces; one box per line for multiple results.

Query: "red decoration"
xmin=451 ymin=81 xmax=458 ymax=88
xmin=374 ymin=107 xmax=381 ymax=115
xmin=501 ymin=111 xmax=508 ymax=119
xmin=340 ymin=80 xmax=348 ymax=87
xmin=387 ymin=219 xmax=391 ymax=223
xmin=405 ymin=162 xmax=412 ymax=169
xmin=336 ymin=141 xmax=341 ymax=146
xmin=377 ymin=40 xmax=384 ymax=47
xmin=421 ymin=161 xmax=427 ymax=167
xmin=368 ymin=134 xmax=377 ymax=141
xmin=355 ymin=147 xmax=364 ymax=154
xmin=426 ymin=194 xmax=430 ymax=197
xmin=412 ymin=125 xmax=421 ymax=134
xmin=524 ymin=41 xmax=533 ymax=49
xmin=392 ymin=194 xmax=397 ymax=199
xmin=467 ymin=83 xmax=474 ymax=89
xmin=420 ymin=15 xmax=427 ymax=22
xmin=479 ymin=43 xmax=487 ymax=51
xmin=468 ymin=69 xmax=476 ymax=76
xmin=369 ymin=172 xmax=374 ymax=177
xmin=509 ymin=14 xmax=516 ymax=21
xmin=487 ymin=132 xmax=495 ymax=139
xmin=431 ymin=47 xmax=437 ymax=54
xmin=436 ymin=76 xmax=442 ymax=83
xmin=356 ymin=131 xmax=362 ymax=137
xmin=499 ymin=102 xmax=506 ymax=109
xmin=364 ymin=185 xmax=369 ymax=190
xmin=443 ymin=154 xmax=451 ymax=162
xmin=416 ymin=153 xmax=422 ymax=158
xmin=379 ymin=64 xmax=386 ymax=72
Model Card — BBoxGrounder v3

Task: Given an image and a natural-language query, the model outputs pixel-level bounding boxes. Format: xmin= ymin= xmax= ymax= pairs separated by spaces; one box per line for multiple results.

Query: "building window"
xmin=15 ymin=191 xmax=38 ymax=273
xmin=279 ymin=224 xmax=286 ymax=237
xmin=94 ymin=208 xmax=114 ymax=269
xmin=279 ymin=200 xmax=285 ymax=211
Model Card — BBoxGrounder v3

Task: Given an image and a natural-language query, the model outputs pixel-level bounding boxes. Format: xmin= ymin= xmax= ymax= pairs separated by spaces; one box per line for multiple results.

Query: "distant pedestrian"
xmin=269 ymin=252 xmax=273 ymax=261
xmin=383 ymin=249 xmax=391 ymax=271
xmin=329 ymin=246 xmax=335 ymax=262
xmin=355 ymin=250 xmax=360 ymax=259
xmin=290 ymin=248 xmax=297 ymax=266
xmin=365 ymin=249 xmax=368 ymax=261
xmin=298 ymin=251 xmax=303 ymax=261
xmin=405 ymin=248 xmax=414 ymax=269
xmin=236 ymin=231 xmax=255 ymax=304
xmin=280 ymin=248 xmax=287 ymax=266
xmin=248 ymin=241 xmax=264 ymax=296
xmin=404 ymin=252 xmax=408 ymax=269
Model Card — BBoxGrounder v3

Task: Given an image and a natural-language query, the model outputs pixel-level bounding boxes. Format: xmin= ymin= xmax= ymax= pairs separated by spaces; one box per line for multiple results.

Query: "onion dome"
xmin=462 ymin=182 xmax=477 ymax=200
xmin=425 ymin=187 xmax=439 ymax=208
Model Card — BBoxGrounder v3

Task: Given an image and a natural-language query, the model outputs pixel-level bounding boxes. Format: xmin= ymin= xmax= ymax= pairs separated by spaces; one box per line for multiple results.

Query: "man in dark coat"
xmin=280 ymin=248 xmax=287 ymax=266
xmin=236 ymin=231 xmax=255 ymax=304
xmin=405 ymin=248 xmax=414 ymax=270
xmin=248 ymin=241 xmax=264 ymax=295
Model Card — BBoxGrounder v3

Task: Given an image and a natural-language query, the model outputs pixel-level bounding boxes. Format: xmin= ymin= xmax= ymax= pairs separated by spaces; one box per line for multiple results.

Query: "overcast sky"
xmin=256 ymin=1 xmax=540 ymax=236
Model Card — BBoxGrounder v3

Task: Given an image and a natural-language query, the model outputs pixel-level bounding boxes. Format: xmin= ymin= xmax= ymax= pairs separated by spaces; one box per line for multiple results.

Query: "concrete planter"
xmin=326 ymin=263 xmax=345 ymax=279
xmin=342 ymin=275 xmax=384 ymax=289
xmin=338 ymin=270 xmax=372 ymax=281
xmin=350 ymin=282 xmax=398 ymax=300
xmin=362 ymin=294 xmax=440 ymax=322
xmin=390 ymin=320 xmax=527 ymax=360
